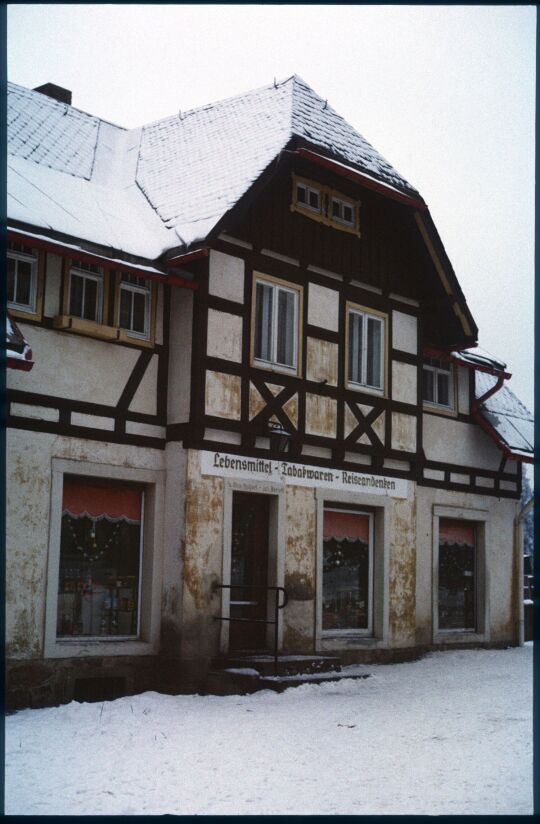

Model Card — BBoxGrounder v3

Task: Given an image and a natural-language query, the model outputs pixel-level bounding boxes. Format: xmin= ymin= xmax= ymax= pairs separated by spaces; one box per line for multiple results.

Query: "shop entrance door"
xmin=229 ymin=492 xmax=270 ymax=651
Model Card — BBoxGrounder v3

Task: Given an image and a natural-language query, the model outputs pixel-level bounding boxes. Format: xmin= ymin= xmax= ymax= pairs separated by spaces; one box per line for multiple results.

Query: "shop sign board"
xmin=200 ymin=451 xmax=409 ymax=499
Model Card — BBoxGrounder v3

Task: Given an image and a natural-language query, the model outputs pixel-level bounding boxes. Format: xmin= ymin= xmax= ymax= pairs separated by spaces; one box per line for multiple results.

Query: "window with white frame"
xmin=322 ymin=509 xmax=373 ymax=634
xmin=7 ymin=246 xmax=38 ymax=313
xmin=68 ymin=261 xmax=104 ymax=323
xmin=347 ymin=306 xmax=385 ymax=392
xmin=57 ymin=477 xmax=144 ymax=639
xmin=254 ymin=276 xmax=300 ymax=372
xmin=331 ymin=195 xmax=356 ymax=228
xmin=295 ymin=180 xmax=322 ymax=214
xmin=423 ymin=358 xmax=454 ymax=408
xmin=118 ymin=274 xmax=151 ymax=339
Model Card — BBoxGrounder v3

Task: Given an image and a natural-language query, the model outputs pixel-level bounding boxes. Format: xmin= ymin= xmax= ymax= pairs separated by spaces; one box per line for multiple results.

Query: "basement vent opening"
xmin=73 ymin=676 xmax=126 ymax=703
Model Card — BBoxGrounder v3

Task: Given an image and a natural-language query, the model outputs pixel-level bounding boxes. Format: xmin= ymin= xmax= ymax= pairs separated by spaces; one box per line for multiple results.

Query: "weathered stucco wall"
xmin=160 ymin=443 xmax=188 ymax=656
xmin=6 ymin=428 xmax=166 ymax=659
xmin=283 ymin=486 xmax=316 ymax=651
xmin=388 ymin=494 xmax=417 ymax=647
xmin=181 ymin=450 xmax=224 ymax=666
xmin=415 ymin=486 xmax=519 ymax=645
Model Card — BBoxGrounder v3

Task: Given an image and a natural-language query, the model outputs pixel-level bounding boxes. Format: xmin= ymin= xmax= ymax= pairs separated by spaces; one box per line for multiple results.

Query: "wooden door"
xmin=229 ymin=492 xmax=270 ymax=651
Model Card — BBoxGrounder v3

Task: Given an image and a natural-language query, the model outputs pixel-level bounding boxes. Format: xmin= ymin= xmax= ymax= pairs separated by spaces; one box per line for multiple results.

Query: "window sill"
xmin=45 ymin=638 xmax=158 ymax=659
xmin=253 ymin=359 xmax=299 ymax=378
xmin=347 ymin=382 xmax=385 ymax=398
xmin=53 ymin=314 xmax=120 ymax=341
xmin=423 ymin=402 xmax=457 ymax=418
xmin=434 ymin=630 xmax=486 ymax=644
xmin=118 ymin=328 xmax=154 ymax=348
xmin=8 ymin=306 xmax=42 ymax=323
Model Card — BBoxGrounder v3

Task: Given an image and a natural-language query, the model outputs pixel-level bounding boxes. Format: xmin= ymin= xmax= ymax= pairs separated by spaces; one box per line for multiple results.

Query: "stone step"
xmin=203 ymin=667 xmax=370 ymax=696
xmin=211 ymin=654 xmax=342 ymax=677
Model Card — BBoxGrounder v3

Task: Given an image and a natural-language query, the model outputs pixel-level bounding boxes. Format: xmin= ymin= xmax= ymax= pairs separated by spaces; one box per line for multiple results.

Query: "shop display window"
xmin=57 ymin=478 xmax=143 ymax=639
xmin=438 ymin=519 xmax=476 ymax=630
xmin=322 ymin=509 xmax=372 ymax=632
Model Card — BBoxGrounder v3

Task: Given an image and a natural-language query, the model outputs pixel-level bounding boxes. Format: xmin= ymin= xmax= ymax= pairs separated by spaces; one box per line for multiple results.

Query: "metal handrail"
xmin=214 ymin=583 xmax=288 ymax=676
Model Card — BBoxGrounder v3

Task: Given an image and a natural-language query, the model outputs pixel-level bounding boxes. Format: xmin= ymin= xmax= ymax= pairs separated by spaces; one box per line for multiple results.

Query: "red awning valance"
xmin=439 ymin=519 xmax=475 ymax=547
xmin=62 ymin=480 xmax=142 ymax=523
xmin=323 ymin=510 xmax=369 ymax=542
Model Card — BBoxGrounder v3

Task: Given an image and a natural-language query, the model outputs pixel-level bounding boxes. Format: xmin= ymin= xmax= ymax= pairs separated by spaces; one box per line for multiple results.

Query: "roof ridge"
xmin=139 ymin=75 xmax=297 ymax=131
xmin=7 ymin=80 xmax=127 ymax=132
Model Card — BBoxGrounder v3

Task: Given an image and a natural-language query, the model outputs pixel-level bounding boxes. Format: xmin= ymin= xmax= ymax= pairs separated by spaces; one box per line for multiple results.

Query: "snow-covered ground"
xmin=5 ymin=644 xmax=532 ymax=815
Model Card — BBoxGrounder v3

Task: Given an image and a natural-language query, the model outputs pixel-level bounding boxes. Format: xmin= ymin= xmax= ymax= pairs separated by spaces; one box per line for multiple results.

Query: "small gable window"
xmin=253 ymin=273 xmax=301 ymax=374
xmin=296 ymin=181 xmax=322 ymax=213
xmin=331 ymin=196 xmax=355 ymax=227
xmin=347 ymin=304 xmax=386 ymax=393
xmin=292 ymin=174 xmax=361 ymax=237
xmin=423 ymin=358 xmax=454 ymax=409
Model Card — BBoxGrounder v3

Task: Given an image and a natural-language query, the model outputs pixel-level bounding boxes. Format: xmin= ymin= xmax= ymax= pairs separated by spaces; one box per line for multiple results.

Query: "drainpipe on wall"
xmin=514 ymin=495 xmax=534 ymax=646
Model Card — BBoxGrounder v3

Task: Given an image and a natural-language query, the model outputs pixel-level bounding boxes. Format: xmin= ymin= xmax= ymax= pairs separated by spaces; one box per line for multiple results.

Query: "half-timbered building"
xmin=6 ymin=76 xmax=533 ymax=708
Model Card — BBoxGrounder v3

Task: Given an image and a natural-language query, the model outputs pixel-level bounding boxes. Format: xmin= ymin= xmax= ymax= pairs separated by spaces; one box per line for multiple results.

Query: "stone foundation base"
xmin=7 ymin=656 xmax=159 ymax=712
xmin=7 ymin=640 xmax=521 ymax=710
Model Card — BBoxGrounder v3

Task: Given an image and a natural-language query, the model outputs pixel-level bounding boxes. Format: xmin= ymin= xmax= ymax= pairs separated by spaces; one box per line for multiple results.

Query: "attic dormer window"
xmin=296 ymin=181 xmax=322 ymax=213
xmin=291 ymin=174 xmax=360 ymax=237
xmin=331 ymin=196 xmax=355 ymax=227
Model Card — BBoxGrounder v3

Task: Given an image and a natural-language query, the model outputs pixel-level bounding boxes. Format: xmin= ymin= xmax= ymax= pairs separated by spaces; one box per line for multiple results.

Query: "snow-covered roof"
xmin=5 ymin=314 xmax=33 ymax=370
xmin=451 ymin=346 xmax=507 ymax=373
xmin=475 ymin=371 xmax=533 ymax=461
xmin=8 ymin=76 xmax=418 ymax=259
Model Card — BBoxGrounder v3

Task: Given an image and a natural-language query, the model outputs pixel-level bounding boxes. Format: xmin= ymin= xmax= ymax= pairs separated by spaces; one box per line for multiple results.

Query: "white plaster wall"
xmin=205 ymin=371 xmax=241 ymax=419
xmin=130 ymin=354 xmax=159 ymax=415
xmin=391 ymin=412 xmax=417 ymax=452
xmin=415 ymin=486 xmax=519 ymax=645
xmin=423 ymin=415 xmax=502 ymax=470
xmin=305 ymin=394 xmax=337 ymax=438
xmin=457 ymin=366 xmax=470 ymax=414
xmin=6 ymin=429 xmax=166 ymax=659
xmin=306 ymin=338 xmax=338 ymax=385
xmin=307 ymin=283 xmax=339 ymax=331
xmin=168 ymin=288 xmax=193 ymax=423
xmin=392 ymin=311 xmax=417 ymax=354
xmin=207 ymin=309 xmax=242 ymax=362
xmin=209 ymin=250 xmax=245 ymax=303
xmin=392 ymin=361 xmax=417 ymax=406
xmin=155 ymin=284 xmax=164 ymax=346
xmin=44 ymin=253 xmax=62 ymax=317
xmin=8 ymin=324 xmax=140 ymax=406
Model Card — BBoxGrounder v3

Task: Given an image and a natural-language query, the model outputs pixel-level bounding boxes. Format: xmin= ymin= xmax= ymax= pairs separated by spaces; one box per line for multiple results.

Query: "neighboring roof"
xmin=475 ymin=371 xmax=533 ymax=462
xmin=451 ymin=346 xmax=507 ymax=374
xmin=5 ymin=314 xmax=33 ymax=371
xmin=8 ymin=76 xmax=419 ymax=259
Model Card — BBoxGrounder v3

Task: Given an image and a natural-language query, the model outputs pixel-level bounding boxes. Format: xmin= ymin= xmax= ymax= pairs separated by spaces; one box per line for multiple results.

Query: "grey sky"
xmin=7 ymin=4 xmax=535 ymax=412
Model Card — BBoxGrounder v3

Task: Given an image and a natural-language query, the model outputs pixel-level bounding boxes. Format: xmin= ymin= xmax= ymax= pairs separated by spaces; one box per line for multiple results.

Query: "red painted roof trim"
xmin=6 ymin=357 xmax=33 ymax=371
xmin=423 ymin=346 xmax=511 ymax=379
xmin=165 ymin=248 xmax=209 ymax=267
xmin=293 ymin=148 xmax=428 ymax=210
